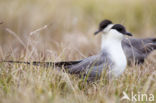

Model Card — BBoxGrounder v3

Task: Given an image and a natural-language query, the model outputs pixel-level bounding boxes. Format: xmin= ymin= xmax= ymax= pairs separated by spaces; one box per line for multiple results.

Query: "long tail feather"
xmin=54 ymin=60 xmax=82 ymax=67
xmin=0 ymin=60 xmax=82 ymax=67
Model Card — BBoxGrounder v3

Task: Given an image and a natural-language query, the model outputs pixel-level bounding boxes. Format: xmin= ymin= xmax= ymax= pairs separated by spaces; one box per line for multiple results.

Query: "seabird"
xmin=2 ymin=20 xmax=155 ymax=80
xmin=1 ymin=24 xmax=132 ymax=80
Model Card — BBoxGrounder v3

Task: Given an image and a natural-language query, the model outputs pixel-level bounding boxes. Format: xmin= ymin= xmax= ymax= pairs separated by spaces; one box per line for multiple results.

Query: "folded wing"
xmin=122 ymin=38 xmax=156 ymax=65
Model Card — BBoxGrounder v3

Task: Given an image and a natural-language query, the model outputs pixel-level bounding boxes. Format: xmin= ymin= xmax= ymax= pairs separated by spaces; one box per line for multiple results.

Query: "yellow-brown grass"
xmin=0 ymin=0 xmax=156 ymax=103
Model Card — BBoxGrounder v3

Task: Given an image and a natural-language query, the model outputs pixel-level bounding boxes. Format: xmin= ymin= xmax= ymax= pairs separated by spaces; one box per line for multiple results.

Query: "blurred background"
xmin=0 ymin=0 xmax=156 ymax=61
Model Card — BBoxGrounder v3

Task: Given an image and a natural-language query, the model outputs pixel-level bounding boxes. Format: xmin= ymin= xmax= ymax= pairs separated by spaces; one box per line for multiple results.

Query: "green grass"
xmin=0 ymin=0 xmax=156 ymax=103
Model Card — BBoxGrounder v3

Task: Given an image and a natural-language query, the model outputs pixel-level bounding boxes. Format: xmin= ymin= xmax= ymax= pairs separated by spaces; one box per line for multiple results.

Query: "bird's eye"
xmin=111 ymin=24 xmax=126 ymax=33
xmin=117 ymin=27 xmax=123 ymax=32
xmin=100 ymin=24 xmax=107 ymax=30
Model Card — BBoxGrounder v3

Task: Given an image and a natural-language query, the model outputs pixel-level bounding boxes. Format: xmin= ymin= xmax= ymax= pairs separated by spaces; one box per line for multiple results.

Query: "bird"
xmin=1 ymin=24 xmax=132 ymax=80
xmin=2 ymin=19 xmax=155 ymax=80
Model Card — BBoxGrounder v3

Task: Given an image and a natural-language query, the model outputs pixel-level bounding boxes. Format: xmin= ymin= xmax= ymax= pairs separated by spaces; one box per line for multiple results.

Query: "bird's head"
xmin=107 ymin=24 xmax=133 ymax=41
xmin=94 ymin=19 xmax=113 ymax=35
xmin=94 ymin=20 xmax=132 ymax=41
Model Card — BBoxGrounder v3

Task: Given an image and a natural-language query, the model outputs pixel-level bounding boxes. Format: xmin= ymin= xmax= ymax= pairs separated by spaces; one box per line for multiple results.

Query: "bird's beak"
xmin=94 ymin=30 xmax=101 ymax=35
xmin=125 ymin=32 xmax=133 ymax=36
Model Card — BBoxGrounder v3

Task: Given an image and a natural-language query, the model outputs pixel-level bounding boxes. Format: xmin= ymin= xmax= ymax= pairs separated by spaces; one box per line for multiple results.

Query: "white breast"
xmin=101 ymin=35 xmax=127 ymax=77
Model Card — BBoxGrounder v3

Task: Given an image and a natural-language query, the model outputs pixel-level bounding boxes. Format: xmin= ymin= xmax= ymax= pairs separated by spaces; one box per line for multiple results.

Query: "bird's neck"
xmin=101 ymin=34 xmax=127 ymax=77
xmin=101 ymin=34 xmax=123 ymax=49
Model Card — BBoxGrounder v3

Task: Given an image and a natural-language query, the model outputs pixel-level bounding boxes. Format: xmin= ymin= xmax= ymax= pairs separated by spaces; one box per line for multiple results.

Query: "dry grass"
xmin=0 ymin=0 xmax=156 ymax=103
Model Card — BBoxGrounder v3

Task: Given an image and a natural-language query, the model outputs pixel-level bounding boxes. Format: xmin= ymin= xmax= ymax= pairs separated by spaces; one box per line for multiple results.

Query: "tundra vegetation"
xmin=0 ymin=0 xmax=156 ymax=103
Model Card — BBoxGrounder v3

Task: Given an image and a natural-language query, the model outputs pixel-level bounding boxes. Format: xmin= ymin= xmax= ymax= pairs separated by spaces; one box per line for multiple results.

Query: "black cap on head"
xmin=111 ymin=24 xmax=133 ymax=36
xmin=94 ymin=19 xmax=112 ymax=35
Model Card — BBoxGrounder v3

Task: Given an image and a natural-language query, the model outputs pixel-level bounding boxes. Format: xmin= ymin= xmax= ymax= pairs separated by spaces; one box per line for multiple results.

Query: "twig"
xmin=5 ymin=28 xmax=26 ymax=48
xmin=29 ymin=25 xmax=48 ymax=36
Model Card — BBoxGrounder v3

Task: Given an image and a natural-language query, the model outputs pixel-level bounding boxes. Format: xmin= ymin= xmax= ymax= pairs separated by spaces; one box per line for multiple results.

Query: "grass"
xmin=0 ymin=0 xmax=156 ymax=103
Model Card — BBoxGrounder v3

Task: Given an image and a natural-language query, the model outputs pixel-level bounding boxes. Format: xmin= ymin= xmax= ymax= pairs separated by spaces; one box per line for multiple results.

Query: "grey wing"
xmin=122 ymin=37 xmax=156 ymax=64
xmin=67 ymin=51 xmax=113 ymax=76
xmin=140 ymin=38 xmax=156 ymax=52
xmin=127 ymin=38 xmax=156 ymax=52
